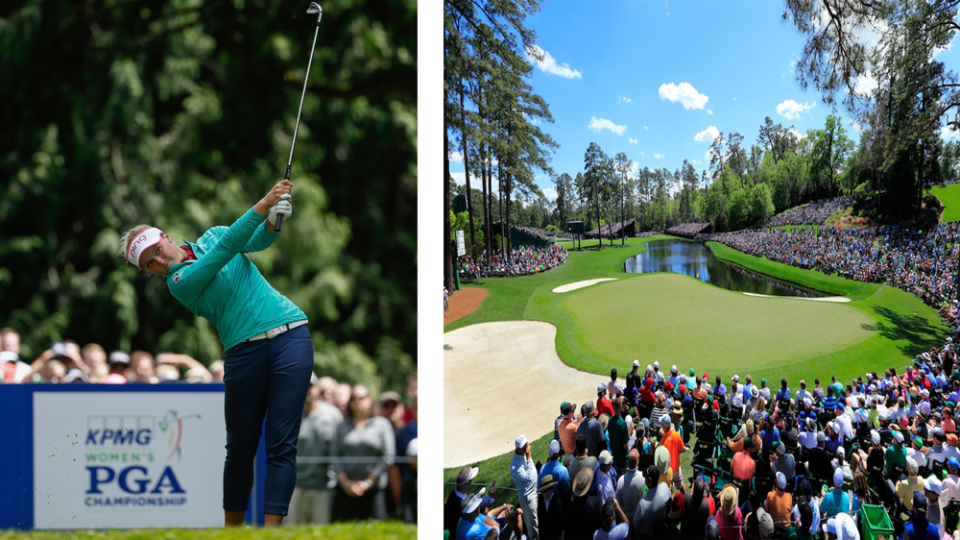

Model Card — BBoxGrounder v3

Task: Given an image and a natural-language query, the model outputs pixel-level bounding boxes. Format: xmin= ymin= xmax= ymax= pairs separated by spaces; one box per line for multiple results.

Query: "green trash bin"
xmin=861 ymin=504 xmax=894 ymax=540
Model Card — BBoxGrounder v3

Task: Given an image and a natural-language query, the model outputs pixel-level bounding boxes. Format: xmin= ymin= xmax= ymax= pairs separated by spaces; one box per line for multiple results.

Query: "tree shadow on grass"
xmin=868 ymin=306 xmax=949 ymax=357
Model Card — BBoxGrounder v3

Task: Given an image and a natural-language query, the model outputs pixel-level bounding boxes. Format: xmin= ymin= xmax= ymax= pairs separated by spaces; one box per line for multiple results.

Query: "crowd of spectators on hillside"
xmin=703 ymin=222 xmax=960 ymax=313
xmin=667 ymin=223 xmax=712 ymax=237
xmin=447 ymin=345 xmax=960 ymax=539
xmin=0 ymin=326 xmax=418 ymax=524
xmin=763 ymin=197 xmax=854 ymax=228
xmin=458 ymin=244 xmax=569 ymax=279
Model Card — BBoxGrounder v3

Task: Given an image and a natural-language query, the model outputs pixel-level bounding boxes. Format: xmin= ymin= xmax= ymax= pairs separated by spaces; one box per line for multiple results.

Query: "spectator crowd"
xmin=0 ymin=327 xmax=417 ymax=525
xmin=667 ymin=223 xmax=712 ymax=237
xmin=703 ymin=222 xmax=960 ymax=315
xmin=763 ymin=197 xmax=854 ymax=228
xmin=446 ymin=347 xmax=960 ymax=539
xmin=458 ymin=244 xmax=569 ymax=279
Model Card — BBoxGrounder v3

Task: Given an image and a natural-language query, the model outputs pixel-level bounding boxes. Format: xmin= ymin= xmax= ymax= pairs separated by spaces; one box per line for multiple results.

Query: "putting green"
xmin=561 ymin=274 xmax=872 ymax=374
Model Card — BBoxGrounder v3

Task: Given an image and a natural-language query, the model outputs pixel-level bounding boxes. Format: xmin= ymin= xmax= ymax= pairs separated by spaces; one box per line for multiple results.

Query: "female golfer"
xmin=119 ymin=179 xmax=313 ymax=527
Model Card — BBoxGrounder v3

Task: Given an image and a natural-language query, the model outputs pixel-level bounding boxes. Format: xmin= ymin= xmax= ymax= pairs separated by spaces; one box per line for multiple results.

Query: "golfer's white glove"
xmin=267 ymin=194 xmax=292 ymax=226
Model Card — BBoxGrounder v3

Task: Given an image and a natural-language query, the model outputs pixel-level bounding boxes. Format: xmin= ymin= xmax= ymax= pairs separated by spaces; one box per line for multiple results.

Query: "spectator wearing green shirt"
xmin=609 ymin=398 xmax=630 ymax=473
xmin=885 ymin=430 xmax=908 ymax=477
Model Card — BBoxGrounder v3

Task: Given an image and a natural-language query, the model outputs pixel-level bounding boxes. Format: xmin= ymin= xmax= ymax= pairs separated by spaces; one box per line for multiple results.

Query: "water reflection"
xmin=623 ymin=240 xmax=821 ymax=298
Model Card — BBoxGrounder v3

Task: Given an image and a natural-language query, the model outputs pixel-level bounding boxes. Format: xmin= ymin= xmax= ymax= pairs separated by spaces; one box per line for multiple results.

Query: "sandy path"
xmin=552 ymin=278 xmax=619 ymax=294
xmin=445 ymin=288 xmax=490 ymax=325
xmin=742 ymin=292 xmax=852 ymax=303
xmin=444 ymin=321 xmax=600 ymax=469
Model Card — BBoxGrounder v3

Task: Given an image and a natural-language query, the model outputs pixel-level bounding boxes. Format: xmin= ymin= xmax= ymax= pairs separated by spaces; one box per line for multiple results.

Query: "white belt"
xmin=243 ymin=320 xmax=308 ymax=342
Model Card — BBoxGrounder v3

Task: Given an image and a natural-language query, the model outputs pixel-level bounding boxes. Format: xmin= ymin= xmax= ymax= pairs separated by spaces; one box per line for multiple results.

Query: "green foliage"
xmin=0 ymin=0 xmax=416 ymax=393
xmin=0 ymin=522 xmax=417 ymax=540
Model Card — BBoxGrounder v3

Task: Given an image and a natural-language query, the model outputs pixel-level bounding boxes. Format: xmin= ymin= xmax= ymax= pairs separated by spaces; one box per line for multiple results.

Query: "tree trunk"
xmin=498 ymin=158 xmax=506 ymax=259
xmin=443 ymin=129 xmax=454 ymax=294
xmin=458 ymin=79 xmax=476 ymax=249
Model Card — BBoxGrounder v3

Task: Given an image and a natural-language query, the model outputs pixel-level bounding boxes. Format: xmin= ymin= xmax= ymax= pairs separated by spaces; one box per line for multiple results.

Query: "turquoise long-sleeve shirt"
xmin=165 ymin=207 xmax=307 ymax=351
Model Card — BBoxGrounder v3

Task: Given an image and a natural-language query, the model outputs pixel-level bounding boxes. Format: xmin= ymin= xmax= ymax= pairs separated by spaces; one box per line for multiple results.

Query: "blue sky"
xmin=448 ymin=0 xmax=959 ymax=202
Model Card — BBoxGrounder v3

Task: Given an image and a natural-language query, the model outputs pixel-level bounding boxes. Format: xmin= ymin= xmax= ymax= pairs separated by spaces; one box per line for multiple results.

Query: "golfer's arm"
xmin=241 ymin=222 xmax=278 ymax=253
xmin=170 ymin=208 xmax=264 ymax=302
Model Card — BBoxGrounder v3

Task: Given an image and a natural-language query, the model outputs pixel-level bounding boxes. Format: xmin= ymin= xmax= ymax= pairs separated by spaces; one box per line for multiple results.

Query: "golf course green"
xmin=447 ymin=235 xmax=947 ymax=381
xmin=562 ymin=273 xmax=872 ymax=381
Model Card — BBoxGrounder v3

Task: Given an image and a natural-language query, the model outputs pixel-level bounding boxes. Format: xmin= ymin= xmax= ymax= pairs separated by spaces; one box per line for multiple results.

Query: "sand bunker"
xmin=743 ymin=292 xmax=851 ymax=303
xmin=552 ymin=278 xmax=618 ymax=293
xmin=444 ymin=321 xmax=601 ymax=469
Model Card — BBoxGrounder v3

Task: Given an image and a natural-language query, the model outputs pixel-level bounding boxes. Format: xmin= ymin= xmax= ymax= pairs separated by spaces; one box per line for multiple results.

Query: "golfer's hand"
xmin=264 ymin=180 xmax=293 ymax=206
xmin=267 ymin=195 xmax=292 ymax=226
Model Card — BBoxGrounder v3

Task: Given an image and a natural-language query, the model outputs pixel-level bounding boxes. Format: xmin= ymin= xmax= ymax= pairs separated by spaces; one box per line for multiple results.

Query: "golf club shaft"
xmin=276 ymin=11 xmax=321 ymax=231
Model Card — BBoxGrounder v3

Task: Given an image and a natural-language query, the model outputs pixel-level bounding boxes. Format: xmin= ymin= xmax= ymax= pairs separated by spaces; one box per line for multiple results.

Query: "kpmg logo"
xmin=82 ymin=411 xmax=199 ymax=508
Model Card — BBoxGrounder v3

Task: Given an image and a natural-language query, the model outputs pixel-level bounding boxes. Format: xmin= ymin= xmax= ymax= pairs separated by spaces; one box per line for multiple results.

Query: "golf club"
xmin=276 ymin=2 xmax=322 ymax=232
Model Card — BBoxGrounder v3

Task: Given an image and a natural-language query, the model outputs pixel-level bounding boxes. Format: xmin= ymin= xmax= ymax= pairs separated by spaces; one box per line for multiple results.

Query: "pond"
xmin=623 ymin=239 xmax=822 ymax=298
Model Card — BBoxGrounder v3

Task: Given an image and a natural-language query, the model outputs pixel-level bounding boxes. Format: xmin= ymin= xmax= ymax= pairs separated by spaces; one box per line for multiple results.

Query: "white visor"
xmin=127 ymin=227 xmax=164 ymax=270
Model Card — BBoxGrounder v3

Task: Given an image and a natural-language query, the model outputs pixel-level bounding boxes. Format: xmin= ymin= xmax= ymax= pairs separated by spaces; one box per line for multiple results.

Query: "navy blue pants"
xmin=222 ymin=324 xmax=313 ymax=515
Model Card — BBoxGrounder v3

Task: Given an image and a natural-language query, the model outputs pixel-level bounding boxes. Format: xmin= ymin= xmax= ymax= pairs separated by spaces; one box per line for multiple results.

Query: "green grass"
xmin=0 ymin=523 xmax=416 ymax=540
xmin=447 ymin=235 xmax=948 ymax=384
xmin=561 ymin=273 xmax=873 ymax=380
xmin=932 ymin=184 xmax=960 ymax=222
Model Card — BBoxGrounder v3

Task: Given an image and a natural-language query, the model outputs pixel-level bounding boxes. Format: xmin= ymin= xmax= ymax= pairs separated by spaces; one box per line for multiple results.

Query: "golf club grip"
xmin=275 ymin=165 xmax=292 ymax=231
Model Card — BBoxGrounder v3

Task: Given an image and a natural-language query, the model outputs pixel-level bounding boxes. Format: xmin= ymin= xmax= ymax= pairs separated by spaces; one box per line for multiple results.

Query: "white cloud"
xmin=788 ymin=128 xmax=806 ymax=140
xmin=629 ymin=137 xmax=639 ymax=144
xmin=733 ymin=97 xmax=737 ymax=101
xmin=525 ymin=45 xmax=582 ymax=79
xmin=851 ymin=121 xmax=863 ymax=133
xmin=654 ymin=153 xmax=665 ymax=159
xmin=692 ymin=159 xmax=702 ymax=165
xmin=934 ymin=42 xmax=953 ymax=58
xmin=618 ymin=96 xmax=633 ymax=105
xmin=658 ymin=82 xmax=709 ymax=110
xmin=542 ymin=187 xmax=558 ymax=201
xmin=449 ymin=151 xmax=464 ymax=164
xmin=942 ymin=124 xmax=959 ymax=140
xmin=451 ymin=172 xmax=498 ymax=192
xmin=707 ymin=109 xmax=714 ymax=115
xmin=694 ymin=125 xmax=720 ymax=143
xmin=851 ymin=71 xmax=877 ymax=97
xmin=638 ymin=151 xmax=646 ymax=157
xmin=588 ymin=117 xmax=627 ymax=135
xmin=643 ymin=125 xmax=649 ymax=130
xmin=776 ymin=99 xmax=816 ymax=120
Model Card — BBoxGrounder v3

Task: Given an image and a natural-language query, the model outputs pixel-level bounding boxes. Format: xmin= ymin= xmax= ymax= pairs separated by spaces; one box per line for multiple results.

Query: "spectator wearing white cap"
xmin=538 ymin=440 xmax=571 ymax=503
xmin=626 ymin=360 xmax=641 ymax=396
xmin=592 ymin=450 xmax=617 ymax=506
xmin=924 ymin=476 xmax=943 ymax=538
xmin=764 ymin=471 xmax=792 ymax=527
xmin=0 ymin=350 xmax=30 ymax=383
xmin=728 ymin=376 xmax=744 ymax=416
xmin=104 ymin=350 xmax=130 ymax=384
xmin=821 ymin=512 xmax=858 ymax=540
xmin=885 ymin=430 xmax=908 ymax=477
xmin=896 ymin=456 xmax=925 ymax=511
xmin=668 ymin=365 xmax=679 ymax=390
xmin=596 ymin=383 xmax=614 ymax=419
xmin=818 ymin=469 xmax=851 ymax=520
xmin=616 ymin=449 xmax=644 ymax=522
xmin=510 ymin=434 xmax=539 ymax=540
xmin=445 ymin=466 xmax=479 ymax=533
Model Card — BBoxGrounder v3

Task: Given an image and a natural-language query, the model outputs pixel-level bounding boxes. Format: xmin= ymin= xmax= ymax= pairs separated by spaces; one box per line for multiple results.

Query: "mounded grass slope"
xmin=933 ymin=184 xmax=960 ymax=222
